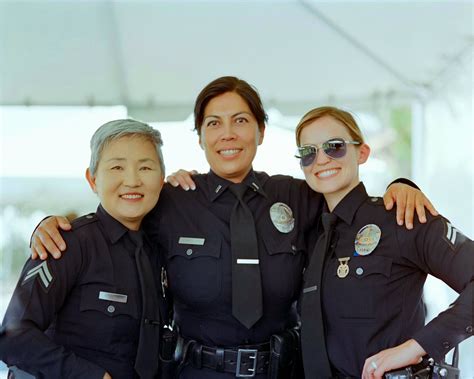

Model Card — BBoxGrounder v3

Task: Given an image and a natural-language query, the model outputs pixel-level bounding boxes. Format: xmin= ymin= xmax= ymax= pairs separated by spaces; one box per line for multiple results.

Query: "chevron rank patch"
xmin=443 ymin=220 xmax=467 ymax=251
xmin=22 ymin=261 xmax=54 ymax=292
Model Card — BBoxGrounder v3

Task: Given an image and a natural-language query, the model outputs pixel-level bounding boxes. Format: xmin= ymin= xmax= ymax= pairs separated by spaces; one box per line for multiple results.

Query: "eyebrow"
xmin=203 ymin=111 xmax=252 ymax=120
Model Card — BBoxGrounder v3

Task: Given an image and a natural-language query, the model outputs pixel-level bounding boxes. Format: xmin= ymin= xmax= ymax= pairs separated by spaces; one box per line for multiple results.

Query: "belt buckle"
xmin=236 ymin=348 xmax=258 ymax=377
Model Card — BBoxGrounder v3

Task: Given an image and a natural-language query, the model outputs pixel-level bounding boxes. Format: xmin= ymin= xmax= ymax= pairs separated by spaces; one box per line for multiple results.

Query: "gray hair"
xmin=89 ymin=119 xmax=165 ymax=176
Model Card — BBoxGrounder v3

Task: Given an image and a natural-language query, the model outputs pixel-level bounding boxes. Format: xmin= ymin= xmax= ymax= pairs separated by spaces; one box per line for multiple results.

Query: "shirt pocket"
xmin=167 ymin=234 xmax=222 ymax=305
xmin=78 ymin=284 xmax=140 ymax=347
xmin=328 ymin=255 xmax=393 ymax=320
xmin=262 ymin=229 xmax=306 ymax=301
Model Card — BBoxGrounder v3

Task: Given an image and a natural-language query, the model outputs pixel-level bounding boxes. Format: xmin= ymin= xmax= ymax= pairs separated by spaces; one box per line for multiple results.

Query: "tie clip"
xmin=303 ymin=285 xmax=317 ymax=293
xmin=98 ymin=291 xmax=128 ymax=303
xmin=236 ymin=259 xmax=259 ymax=265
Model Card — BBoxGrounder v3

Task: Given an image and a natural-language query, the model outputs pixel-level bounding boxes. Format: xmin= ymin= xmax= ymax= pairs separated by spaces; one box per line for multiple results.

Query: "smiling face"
xmin=199 ymin=91 xmax=265 ymax=183
xmin=86 ymin=135 xmax=164 ymax=230
xmin=299 ymin=115 xmax=370 ymax=210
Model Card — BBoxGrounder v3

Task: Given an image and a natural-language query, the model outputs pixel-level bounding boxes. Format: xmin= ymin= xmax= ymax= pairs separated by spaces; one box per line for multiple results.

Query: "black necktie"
xmin=130 ymin=231 xmax=160 ymax=379
xmin=301 ymin=212 xmax=338 ymax=379
xmin=229 ymin=183 xmax=263 ymax=329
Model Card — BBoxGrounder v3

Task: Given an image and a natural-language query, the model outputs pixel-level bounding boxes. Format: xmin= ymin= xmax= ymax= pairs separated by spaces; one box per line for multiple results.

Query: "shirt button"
xmin=356 ymin=267 xmax=364 ymax=275
xmin=186 ymin=248 xmax=193 ymax=256
xmin=442 ymin=341 xmax=450 ymax=350
xmin=107 ymin=305 xmax=115 ymax=313
xmin=466 ymin=325 xmax=473 ymax=334
xmin=86 ymin=214 xmax=94 ymax=219
xmin=438 ymin=368 xmax=448 ymax=377
xmin=371 ymin=197 xmax=378 ymax=202
xmin=291 ymin=245 xmax=297 ymax=252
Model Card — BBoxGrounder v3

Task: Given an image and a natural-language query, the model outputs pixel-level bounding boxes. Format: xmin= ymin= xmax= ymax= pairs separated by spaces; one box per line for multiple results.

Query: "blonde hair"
xmin=295 ymin=106 xmax=365 ymax=146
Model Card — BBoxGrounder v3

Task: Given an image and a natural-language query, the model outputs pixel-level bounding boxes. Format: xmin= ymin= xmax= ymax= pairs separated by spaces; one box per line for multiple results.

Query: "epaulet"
xmin=265 ymin=172 xmax=291 ymax=181
xmin=254 ymin=171 xmax=271 ymax=186
xmin=366 ymin=196 xmax=384 ymax=206
xmin=265 ymin=173 xmax=297 ymax=187
xmin=70 ymin=213 xmax=98 ymax=229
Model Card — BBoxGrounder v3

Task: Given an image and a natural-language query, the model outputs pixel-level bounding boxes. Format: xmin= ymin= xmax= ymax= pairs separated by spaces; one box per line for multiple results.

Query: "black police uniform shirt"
xmin=0 ymin=205 xmax=162 ymax=379
xmin=144 ymin=170 xmax=324 ymax=378
xmin=306 ymin=182 xmax=473 ymax=377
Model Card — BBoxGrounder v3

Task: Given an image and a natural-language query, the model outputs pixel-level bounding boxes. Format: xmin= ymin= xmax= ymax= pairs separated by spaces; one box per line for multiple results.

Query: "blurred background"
xmin=0 ymin=0 xmax=472 ymax=377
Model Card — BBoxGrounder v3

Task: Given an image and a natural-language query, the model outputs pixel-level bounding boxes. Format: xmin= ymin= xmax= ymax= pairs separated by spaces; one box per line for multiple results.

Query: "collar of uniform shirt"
xmin=331 ymin=182 xmax=370 ymax=225
xmin=207 ymin=169 xmax=268 ymax=202
xmin=96 ymin=204 xmax=129 ymax=244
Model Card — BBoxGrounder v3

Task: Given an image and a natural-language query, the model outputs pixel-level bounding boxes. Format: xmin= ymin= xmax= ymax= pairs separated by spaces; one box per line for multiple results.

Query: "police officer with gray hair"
xmin=0 ymin=119 xmax=168 ymax=378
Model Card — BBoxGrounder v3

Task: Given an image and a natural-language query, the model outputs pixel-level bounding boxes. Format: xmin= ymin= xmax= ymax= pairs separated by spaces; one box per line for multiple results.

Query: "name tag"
xmin=178 ymin=237 xmax=205 ymax=246
xmin=98 ymin=291 xmax=128 ymax=303
xmin=237 ymin=259 xmax=259 ymax=265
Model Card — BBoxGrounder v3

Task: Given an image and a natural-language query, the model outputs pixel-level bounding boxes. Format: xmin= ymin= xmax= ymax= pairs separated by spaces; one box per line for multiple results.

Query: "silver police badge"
xmin=269 ymin=202 xmax=295 ymax=233
xmin=354 ymin=224 xmax=381 ymax=256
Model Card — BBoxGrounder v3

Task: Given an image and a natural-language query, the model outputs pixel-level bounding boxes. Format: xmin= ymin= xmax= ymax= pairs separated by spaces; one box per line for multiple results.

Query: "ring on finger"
xmin=371 ymin=361 xmax=378 ymax=371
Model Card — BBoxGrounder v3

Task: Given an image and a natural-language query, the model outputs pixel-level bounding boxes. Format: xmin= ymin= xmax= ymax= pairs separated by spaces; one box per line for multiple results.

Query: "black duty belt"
xmin=188 ymin=341 xmax=271 ymax=377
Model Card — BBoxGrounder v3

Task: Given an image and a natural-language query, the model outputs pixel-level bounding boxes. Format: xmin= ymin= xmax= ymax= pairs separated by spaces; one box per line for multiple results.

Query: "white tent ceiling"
xmin=0 ymin=0 xmax=472 ymax=121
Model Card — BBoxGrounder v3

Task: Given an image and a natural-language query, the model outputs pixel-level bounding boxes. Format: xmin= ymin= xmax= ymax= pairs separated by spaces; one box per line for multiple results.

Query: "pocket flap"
xmin=332 ymin=255 xmax=392 ymax=279
xmin=263 ymin=230 xmax=303 ymax=256
xmin=80 ymin=285 xmax=139 ymax=318
xmin=168 ymin=234 xmax=221 ymax=260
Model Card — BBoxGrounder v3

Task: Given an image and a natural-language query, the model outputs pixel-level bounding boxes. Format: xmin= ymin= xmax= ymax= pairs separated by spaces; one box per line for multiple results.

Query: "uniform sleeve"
xmin=404 ymin=217 xmax=473 ymax=361
xmin=0 ymin=232 xmax=106 ymax=379
xmin=284 ymin=177 xmax=324 ymax=242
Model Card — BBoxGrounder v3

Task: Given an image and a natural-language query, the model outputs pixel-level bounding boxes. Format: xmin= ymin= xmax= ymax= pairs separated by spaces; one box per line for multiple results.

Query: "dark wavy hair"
xmin=193 ymin=76 xmax=268 ymax=135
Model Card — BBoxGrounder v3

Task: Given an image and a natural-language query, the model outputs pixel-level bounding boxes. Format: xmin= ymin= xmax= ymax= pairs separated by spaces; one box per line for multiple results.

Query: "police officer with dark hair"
xmin=30 ymin=77 xmax=436 ymax=379
xmin=295 ymin=106 xmax=473 ymax=379
xmin=0 ymin=120 xmax=168 ymax=378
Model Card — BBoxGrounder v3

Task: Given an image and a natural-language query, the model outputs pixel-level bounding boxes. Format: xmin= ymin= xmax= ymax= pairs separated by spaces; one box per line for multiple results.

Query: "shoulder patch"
xmin=71 ymin=213 xmax=97 ymax=229
xmin=366 ymin=196 xmax=384 ymax=206
xmin=22 ymin=261 xmax=55 ymax=292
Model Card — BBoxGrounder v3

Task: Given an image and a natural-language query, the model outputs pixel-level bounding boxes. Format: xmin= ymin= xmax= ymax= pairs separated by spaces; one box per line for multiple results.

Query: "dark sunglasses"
xmin=295 ymin=138 xmax=361 ymax=167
